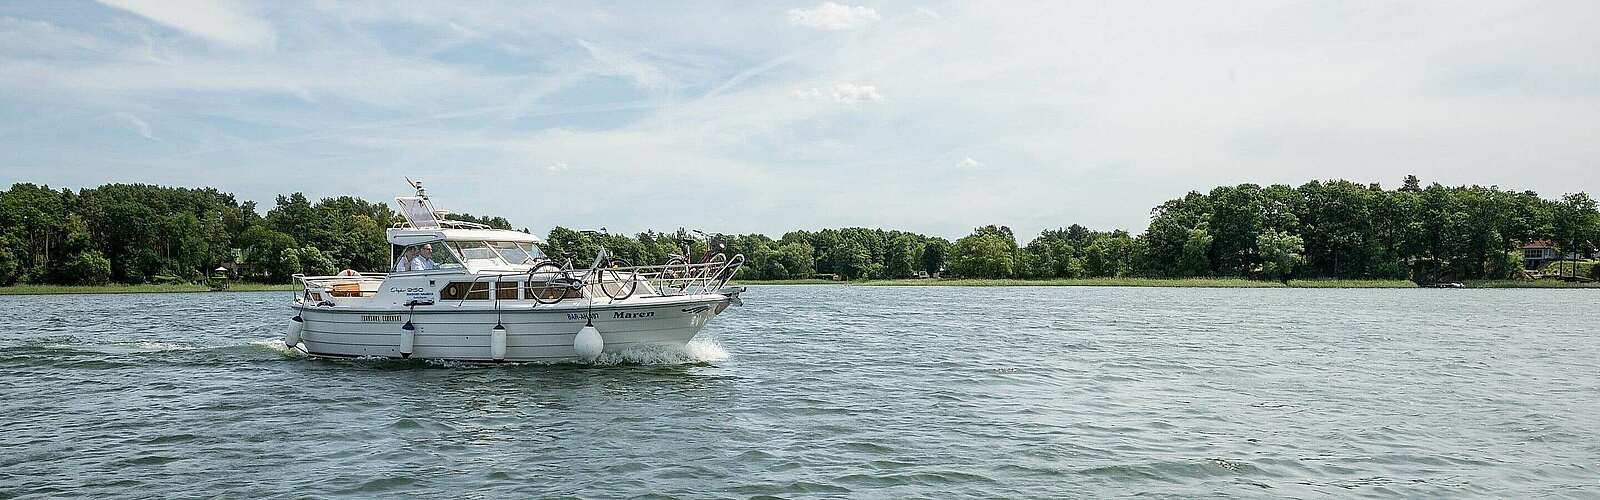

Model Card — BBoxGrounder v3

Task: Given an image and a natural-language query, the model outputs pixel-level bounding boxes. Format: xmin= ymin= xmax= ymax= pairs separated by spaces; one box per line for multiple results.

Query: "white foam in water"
xmin=133 ymin=341 xmax=192 ymax=352
xmin=253 ymin=339 xmax=303 ymax=356
xmin=683 ymin=337 xmax=732 ymax=362
xmin=592 ymin=337 xmax=731 ymax=366
xmin=273 ymin=337 xmax=728 ymax=367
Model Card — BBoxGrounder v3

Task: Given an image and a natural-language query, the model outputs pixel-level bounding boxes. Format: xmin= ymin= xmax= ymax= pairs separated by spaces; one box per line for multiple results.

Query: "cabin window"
xmin=448 ymin=240 xmax=497 ymax=260
xmin=440 ymin=281 xmax=491 ymax=300
xmin=488 ymin=241 xmax=544 ymax=265
xmin=439 ymin=240 xmax=545 ymax=268
xmin=391 ymin=241 xmax=462 ymax=273
xmin=495 ymin=281 xmax=519 ymax=300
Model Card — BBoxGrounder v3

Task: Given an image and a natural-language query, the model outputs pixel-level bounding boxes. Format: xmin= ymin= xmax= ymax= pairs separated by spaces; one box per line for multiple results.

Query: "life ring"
xmin=337 ymin=269 xmax=360 ymax=277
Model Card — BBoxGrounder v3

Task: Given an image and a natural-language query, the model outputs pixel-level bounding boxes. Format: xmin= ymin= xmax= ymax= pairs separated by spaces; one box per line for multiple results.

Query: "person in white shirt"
xmin=394 ymin=247 xmax=417 ymax=272
xmin=412 ymin=244 xmax=439 ymax=271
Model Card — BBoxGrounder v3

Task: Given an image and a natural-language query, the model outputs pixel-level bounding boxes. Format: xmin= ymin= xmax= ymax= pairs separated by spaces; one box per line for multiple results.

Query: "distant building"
xmin=219 ymin=248 xmax=259 ymax=278
xmin=1521 ymin=240 xmax=1576 ymax=270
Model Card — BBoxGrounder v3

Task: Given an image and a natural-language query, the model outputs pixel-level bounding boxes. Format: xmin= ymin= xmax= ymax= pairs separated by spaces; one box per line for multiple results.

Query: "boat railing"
xmin=293 ymin=272 xmax=389 ymax=300
xmin=507 ymin=254 xmax=744 ymax=304
xmin=294 ymin=272 xmax=389 ymax=287
xmin=390 ymin=218 xmax=490 ymax=230
xmin=290 ymin=255 xmax=744 ymax=306
xmin=618 ymin=253 xmax=745 ymax=296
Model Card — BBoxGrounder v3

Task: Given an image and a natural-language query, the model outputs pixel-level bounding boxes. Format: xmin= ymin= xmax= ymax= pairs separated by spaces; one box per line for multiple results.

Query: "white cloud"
xmin=5 ymin=2 xmax=1600 ymax=241
xmin=106 ymin=112 xmax=154 ymax=140
xmin=576 ymin=39 xmax=672 ymax=90
xmin=95 ymin=0 xmax=275 ymax=50
xmin=796 ymin=83 xmax=882 ymax=104
xmin=787 ymin=3 xmax=880 ymax=30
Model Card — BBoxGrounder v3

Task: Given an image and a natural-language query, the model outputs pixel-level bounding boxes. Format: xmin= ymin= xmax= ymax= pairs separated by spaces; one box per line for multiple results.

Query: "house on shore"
xmin=1521 ymin=240 xmax=1577 ymax=270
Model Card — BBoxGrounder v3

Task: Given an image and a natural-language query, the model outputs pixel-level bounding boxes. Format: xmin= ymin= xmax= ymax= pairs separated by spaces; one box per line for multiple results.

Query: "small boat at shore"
xmin=285 ymin=181 xmax=746 ymax=362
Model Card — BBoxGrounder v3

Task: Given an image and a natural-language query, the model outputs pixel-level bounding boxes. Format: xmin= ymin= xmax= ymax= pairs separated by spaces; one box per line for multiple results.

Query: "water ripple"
xmin=1 ymin=287 xmax=1598 ymax=498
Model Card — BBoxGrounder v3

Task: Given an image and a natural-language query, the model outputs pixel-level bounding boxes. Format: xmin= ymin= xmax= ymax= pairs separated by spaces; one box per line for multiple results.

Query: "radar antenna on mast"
xmin=405 ymin=177 xmax=427 ymax=200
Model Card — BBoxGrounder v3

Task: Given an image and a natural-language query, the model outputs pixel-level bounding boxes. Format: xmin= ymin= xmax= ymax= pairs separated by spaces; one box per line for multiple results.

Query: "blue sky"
xmin=1 ymin=1 xmax=1597 ymax=239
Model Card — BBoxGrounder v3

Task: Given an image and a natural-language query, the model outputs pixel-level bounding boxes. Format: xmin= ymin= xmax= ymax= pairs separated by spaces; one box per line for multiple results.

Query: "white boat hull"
xmin=293 ymin=295 xmax=730 ymax=362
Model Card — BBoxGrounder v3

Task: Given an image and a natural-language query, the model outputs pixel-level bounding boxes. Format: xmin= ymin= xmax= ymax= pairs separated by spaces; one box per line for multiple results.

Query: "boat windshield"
xmin=390 ymin=241 xmax=463 ymax=273
xmin=445 ymin=240 xmax=545 ymax=267
xmin=447 ymin=241 xmax=501 ymax=267
xmin=487 ymin=241 xmax=543 ymax=265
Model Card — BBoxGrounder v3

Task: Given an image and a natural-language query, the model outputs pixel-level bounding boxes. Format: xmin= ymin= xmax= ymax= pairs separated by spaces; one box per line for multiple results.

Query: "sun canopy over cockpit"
xmin=386 ymin=228 xmax=542 ymax=247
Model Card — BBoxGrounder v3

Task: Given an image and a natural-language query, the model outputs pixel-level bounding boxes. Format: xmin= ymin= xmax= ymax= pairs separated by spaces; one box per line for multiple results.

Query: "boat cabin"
xmin=293 ymin=187 xmax=739 ymax=310
xmin=388 ymin=227 xmax=546 ymax=274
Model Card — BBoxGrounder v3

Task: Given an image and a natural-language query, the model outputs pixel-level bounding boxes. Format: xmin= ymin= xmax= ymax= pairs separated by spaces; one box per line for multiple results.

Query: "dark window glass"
xmin=495 ymin=281 xmax=519 ymax=300
xmin=440 ymin=282 xmax=491 ymax=300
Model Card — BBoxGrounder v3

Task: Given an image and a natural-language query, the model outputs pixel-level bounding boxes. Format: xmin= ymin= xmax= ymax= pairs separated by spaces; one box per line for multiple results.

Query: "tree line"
xmin=1 ymin=176 xmax=1596 ymax=286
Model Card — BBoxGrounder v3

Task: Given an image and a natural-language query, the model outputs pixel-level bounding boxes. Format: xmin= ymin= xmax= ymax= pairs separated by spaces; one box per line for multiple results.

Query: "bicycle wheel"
xmin=694 ymin=253 xmax=728 ymax=281
xmin=528 ymin=261 xmax=568 ymax=304
xmin=601 ymin=258 xmax=637 ymax=300
xmin=712 ymin=254 xmax=745 ymax=289
xmin=661 ymin=256 xmax=689 ymax=291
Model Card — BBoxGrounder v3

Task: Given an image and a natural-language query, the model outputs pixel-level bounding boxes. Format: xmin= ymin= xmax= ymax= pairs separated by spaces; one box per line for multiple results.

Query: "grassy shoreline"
xmin=1459 ymin=280 xmax=1600 ymax=288
xmin=732 ymin=277 xmax=1420 ymax=288
xmin=739 ymin=277 xmax=1600 ymax=288
xmin=0 ymin=283 xmax=299 ymax=295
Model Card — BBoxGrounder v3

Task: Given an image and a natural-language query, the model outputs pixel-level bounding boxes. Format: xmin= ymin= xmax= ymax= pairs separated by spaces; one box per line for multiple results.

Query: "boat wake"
xmin=266 ymin=337 xmax=730 ymax=367
xmin=590 ymin=337 xmax=731 ymax=366
xmin=253 ymin=340 xmax=306 ymax=357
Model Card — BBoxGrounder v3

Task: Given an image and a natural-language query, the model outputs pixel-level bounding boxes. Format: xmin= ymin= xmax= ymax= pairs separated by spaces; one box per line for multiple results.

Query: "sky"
xmin=0 ymin=1 xmax=1596 ymax=240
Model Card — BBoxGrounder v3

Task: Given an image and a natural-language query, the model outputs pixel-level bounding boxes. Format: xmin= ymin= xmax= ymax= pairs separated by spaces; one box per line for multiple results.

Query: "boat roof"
xmin=386 ymin=227 xmax=543 ymax=246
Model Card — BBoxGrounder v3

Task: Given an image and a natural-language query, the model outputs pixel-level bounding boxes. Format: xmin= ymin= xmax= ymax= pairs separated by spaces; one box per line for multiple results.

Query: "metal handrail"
xmin=293 ymin=272 xmax=389 ymax=288
xmin=291 ymin=253 xmax=745 ymax=306
xmin=617 ymin=254 xmax=745 ymax=296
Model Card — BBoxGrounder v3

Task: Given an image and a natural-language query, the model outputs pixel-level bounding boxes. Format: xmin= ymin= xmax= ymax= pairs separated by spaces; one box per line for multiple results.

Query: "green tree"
xmin=543 ymin=226 xmax=600 ymax=264
xmin=1178 ymin=224 xmax=1213 ymax=277
xmin=1206 ymin=184 xmax=1265 ymax=275
xmin=636 ymin=231 xmax=686 ymax=266
xmin=824 ymin=238 xmax=872 ymax=280
xmin=775 ymin=242 xmax=815 ymax=279
xmin=1082 ymin=241 xmax=1109 ymax=278
xmin=0 ymin=236 xmax=18 ymax=285
xmin=1144 ymin=192 xmax=1211 ymax=276
xmin=971 ymin=225 xmax=1018 ymax=253
xmin=64 ymin=250 xmax=112 ymax=285
xmin=948 ymin=232 xmax=1015 ymax=278
xmin=1022 ymin=229 xmax=1084 ymax=279
xmin=1553 ymin=193 xmax=1600 ymax=260
xmin=272 ymin=251 xmax=302 ymax=284
xmin=238 ymin=226 xmax=299 ymax=283
xmin=921 ymin=240 xmax=948 ymax=276
xmin=1017 ymin=249 xmax=1054 ymax=279
xmin=1299 ymin=180 xmax=1375 ymax=278
xmin=1256 ymin=230 xmax=1305 ymax=284
xmin=293 ymin=246 xmax=338 ymax=277
xmin=884 ymin=234 xmax=921 ymax=278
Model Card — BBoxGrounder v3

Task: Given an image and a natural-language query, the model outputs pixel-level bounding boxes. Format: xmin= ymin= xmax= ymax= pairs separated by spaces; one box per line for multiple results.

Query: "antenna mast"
xmin=405 ymin=177 xmax=428 ymax=200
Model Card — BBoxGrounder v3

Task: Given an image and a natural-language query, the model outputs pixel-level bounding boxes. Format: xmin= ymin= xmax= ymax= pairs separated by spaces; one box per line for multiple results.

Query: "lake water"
xmin=1 ymin=285 xmax=1597 ymax=498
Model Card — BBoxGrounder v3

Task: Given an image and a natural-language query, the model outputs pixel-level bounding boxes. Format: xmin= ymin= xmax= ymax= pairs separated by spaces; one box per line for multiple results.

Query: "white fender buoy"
xmin=286 ymin=315 xmax=303 ymax=348
xmin=399 ymin=321 xmax=416 ymax=358
xmin=490 ymin=323 xmax=507 ymax=361
xmin=574 ymin=325 xmax=603 ymax=360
